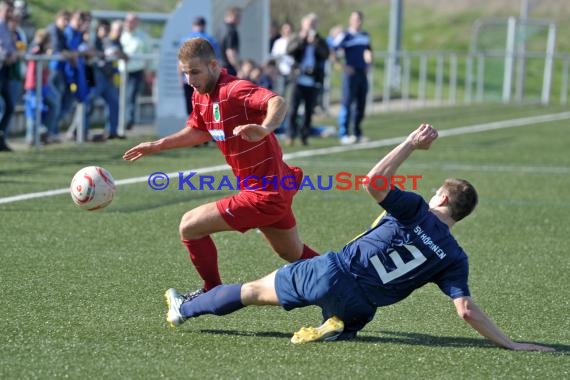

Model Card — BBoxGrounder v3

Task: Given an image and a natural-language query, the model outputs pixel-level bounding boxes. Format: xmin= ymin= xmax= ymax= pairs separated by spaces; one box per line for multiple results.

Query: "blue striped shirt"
xmin=333 ymin=30 xmax=371 ymax=70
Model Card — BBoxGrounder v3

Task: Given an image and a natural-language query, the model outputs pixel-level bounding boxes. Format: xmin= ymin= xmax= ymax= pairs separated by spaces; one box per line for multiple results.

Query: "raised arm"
xmin=363 ymin=123 xmax=438 ymax=203
xmin=123 ymin=127 xmax=211 ymax=162
xmin=453 ymin=296 xmax=554 ymax=352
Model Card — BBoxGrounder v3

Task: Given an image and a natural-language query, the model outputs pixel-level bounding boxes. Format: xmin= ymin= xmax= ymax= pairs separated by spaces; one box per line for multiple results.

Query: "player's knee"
xmin=241 ymin=282 xmax=264 ymax=305
xmin=179 ymin=210 xmax=201 ymax=239
xmin=241 ymin=279 xmax=277 ymax=306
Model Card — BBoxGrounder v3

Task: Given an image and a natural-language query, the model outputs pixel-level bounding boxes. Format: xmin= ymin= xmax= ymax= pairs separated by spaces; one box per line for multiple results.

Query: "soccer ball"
xmin=70 ymin=166 xmax=116 ymax=211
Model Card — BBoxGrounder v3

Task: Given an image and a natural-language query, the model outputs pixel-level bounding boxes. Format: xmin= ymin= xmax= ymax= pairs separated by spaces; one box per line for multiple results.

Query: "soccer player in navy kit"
xmin=164 ymin=123 xmax=554 ymax=351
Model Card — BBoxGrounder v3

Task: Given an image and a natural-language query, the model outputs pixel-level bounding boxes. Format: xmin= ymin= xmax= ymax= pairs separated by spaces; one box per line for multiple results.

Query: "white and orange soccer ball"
xmin=70 ymin=166 xmax=116 ymax=211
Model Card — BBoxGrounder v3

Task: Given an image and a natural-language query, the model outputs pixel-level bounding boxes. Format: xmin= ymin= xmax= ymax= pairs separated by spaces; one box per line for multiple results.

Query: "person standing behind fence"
xmin=120 ymin=12 xmax=151 ymax=131
xmin=45 ymin=9 xmax=71 ymax=144
xmin=217 ymin=7 xmax=241 ymax=76
xmin=108 ymin=20 xmax=124 ymax=85
xmin=332 ymin=11 xmax=372 ymax=145
xmin=270 ymin=22 xmax=294 ymax=97
xmin=0 ymin=0 xmax=21 ymax=152
xmin=179 ymin=16 xmax=220 ymax=116
xmin=64 ymin=11 xmax=96 ymax=140
xmin=91 ymin=19 xmax=126 ymax=140
xmin=24 ymin=28 xmax=54 ymax=146
xmin=286 ymin=13 xmax=329 ymax=147
xmin=7 ymin=8 xmax=26 ymax=131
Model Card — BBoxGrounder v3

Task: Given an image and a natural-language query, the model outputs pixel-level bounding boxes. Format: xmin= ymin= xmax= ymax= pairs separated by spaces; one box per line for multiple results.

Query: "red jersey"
xmin=189 ymin=71 xmax=297 ymax=194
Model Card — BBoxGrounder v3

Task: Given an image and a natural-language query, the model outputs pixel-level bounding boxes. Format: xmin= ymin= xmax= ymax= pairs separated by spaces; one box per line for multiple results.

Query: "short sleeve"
xmin=188 ymin=99 xmax=206 ymax=131
xmin=434 ymin=257 xmax=471 ymax=299
xmin=379 ymin=188 xmax=428 ymax=225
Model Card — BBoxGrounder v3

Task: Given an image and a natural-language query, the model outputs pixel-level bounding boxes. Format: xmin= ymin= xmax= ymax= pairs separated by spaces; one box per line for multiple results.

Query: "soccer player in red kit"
xmin=123 ymin=37 xmax=319 ymax=299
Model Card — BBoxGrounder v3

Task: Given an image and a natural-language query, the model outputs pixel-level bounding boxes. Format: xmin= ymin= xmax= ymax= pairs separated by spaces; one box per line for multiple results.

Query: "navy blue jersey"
xmin=336 ymin=188 xmax=470 ymax=306
xmin=333 ymin=30 xmax=371 ymax=70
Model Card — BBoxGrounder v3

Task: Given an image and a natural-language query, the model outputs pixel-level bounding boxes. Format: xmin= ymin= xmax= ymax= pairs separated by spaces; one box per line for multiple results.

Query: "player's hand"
xmin=233 ymin=124 xmax=269 ymax=142
xmin=510 ymin=342 xmax=555 ymax=352
xmin=408 ymin=123 xmax=438 ymax=150
xmin=123 ymin=142 xmax=160 ymax=161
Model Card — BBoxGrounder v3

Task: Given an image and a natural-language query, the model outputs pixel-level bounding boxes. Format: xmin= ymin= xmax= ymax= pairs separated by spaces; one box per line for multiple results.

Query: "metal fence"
xmin=16 ymin=53 xmax=158 ymax=147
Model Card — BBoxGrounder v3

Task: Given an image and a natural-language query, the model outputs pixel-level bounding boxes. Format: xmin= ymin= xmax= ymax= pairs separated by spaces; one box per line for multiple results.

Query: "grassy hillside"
xmin=26 ymin=0 xmax=570 ymax=53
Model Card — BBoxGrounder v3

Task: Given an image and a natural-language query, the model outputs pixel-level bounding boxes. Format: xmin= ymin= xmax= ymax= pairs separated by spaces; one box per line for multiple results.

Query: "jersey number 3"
xmin=370 ymin=244 xmax=427 ymax=284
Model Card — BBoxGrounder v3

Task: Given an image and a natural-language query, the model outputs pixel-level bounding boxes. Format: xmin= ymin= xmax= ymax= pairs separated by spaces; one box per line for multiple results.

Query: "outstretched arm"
xmin=363 ymin=123 xmax=438 ymax=203
xmin=123 ymin=126 xmax=211 ymax=162
xmin=453 ymin=296 xmax=554 ymax=352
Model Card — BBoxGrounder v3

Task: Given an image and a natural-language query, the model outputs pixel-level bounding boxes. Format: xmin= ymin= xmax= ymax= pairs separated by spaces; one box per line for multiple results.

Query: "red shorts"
xmin=216 ymin=190 xmax=296 ymax=233
xmin=216 ymin=166 xmax=303 ymax=233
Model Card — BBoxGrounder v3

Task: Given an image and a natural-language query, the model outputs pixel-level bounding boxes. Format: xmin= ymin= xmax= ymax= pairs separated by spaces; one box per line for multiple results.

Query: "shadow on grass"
xmin=362 ymin=331 xmax=568 ymax=354
xmin=200 ymin=328 xmax=568 ymax=353
xmin=200 ymin=329 xmax=291 ymax=339
xmin=358 ymin=330 xmax=493 ymax=348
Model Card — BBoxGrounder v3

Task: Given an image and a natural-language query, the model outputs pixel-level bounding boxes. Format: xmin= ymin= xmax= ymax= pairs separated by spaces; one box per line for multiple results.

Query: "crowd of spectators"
xmin=0 ymin=1 xmax=153 ymax=151
xmin=0 ymin=1 xmax=373 ymax=152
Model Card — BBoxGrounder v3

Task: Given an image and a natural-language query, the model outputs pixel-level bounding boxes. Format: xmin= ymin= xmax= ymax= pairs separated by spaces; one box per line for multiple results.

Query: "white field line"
xmin=1 ymin=111 xmax=569 ymax=205
xmin=294 ymin=161 xmax=570 ymax=175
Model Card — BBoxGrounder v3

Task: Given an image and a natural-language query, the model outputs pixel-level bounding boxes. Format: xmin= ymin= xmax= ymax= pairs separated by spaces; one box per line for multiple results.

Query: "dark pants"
xmin=288 ymin=84 xmax=319 ymax=142
xmin=46 ymin=69 xmax=74 ymax=136
xmin=338 ymin=70 xmax=368 ymax=138
xmin=0 ymin=66 xmax=15 ymax=144
xmin=125 ymin=69 xmax=144 ymax=127
xmin=90 ymin=69 xmax=119 ymax=135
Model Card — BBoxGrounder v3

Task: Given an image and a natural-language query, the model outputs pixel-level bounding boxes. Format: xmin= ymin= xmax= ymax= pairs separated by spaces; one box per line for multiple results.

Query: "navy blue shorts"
xmin=275 ymin=252 xmax=376 ymax=336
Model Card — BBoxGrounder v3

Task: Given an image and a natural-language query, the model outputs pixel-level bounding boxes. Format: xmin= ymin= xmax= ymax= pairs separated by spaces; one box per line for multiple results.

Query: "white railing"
xmin=22 ymin=53 xmax=158 ymax=147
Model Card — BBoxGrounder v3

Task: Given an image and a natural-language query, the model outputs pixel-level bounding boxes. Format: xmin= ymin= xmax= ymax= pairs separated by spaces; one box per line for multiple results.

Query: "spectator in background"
xmin=237 ymin=58 xmax=257 ymax=82
xmin=6 ymin=7 xmax=25 ymax=138
xmin=91 ymin=19 xmax=126 ymax=140
xmin=24 ymin=28 xmax=54 ymax=146
xmin=268 ymin=19 xmax=280 ymax=53
xmin=327 ymin=24 xmax=344 ymax=51
xmin=0 ymin=0 xmax=21 ymax=152
xmin=256 ymin=59 xmax=278 ymax=91
xmin=45 ymin=9 xmax=71 ymax=143
xmin=217 ymin=6 xmax=241 ymax=76
xmin=109 ymin=19 xmax=124 ymax=48
xmin=120 ymin=12 xmax=151 ymax=131
xmin=332 ymin=11 xmax=373 ymax=145
xmin=286 ymin=13 xmax=329 ymax=146
xmin=63 ymin=10 xmax=96 ymax=141
xmin=270 ymin=21 xmax=294 ymax=96
xmin=179 ymin=16 xmax=220 ymax=116
xmin=108 ymin=19 xmax=125 ymax=84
